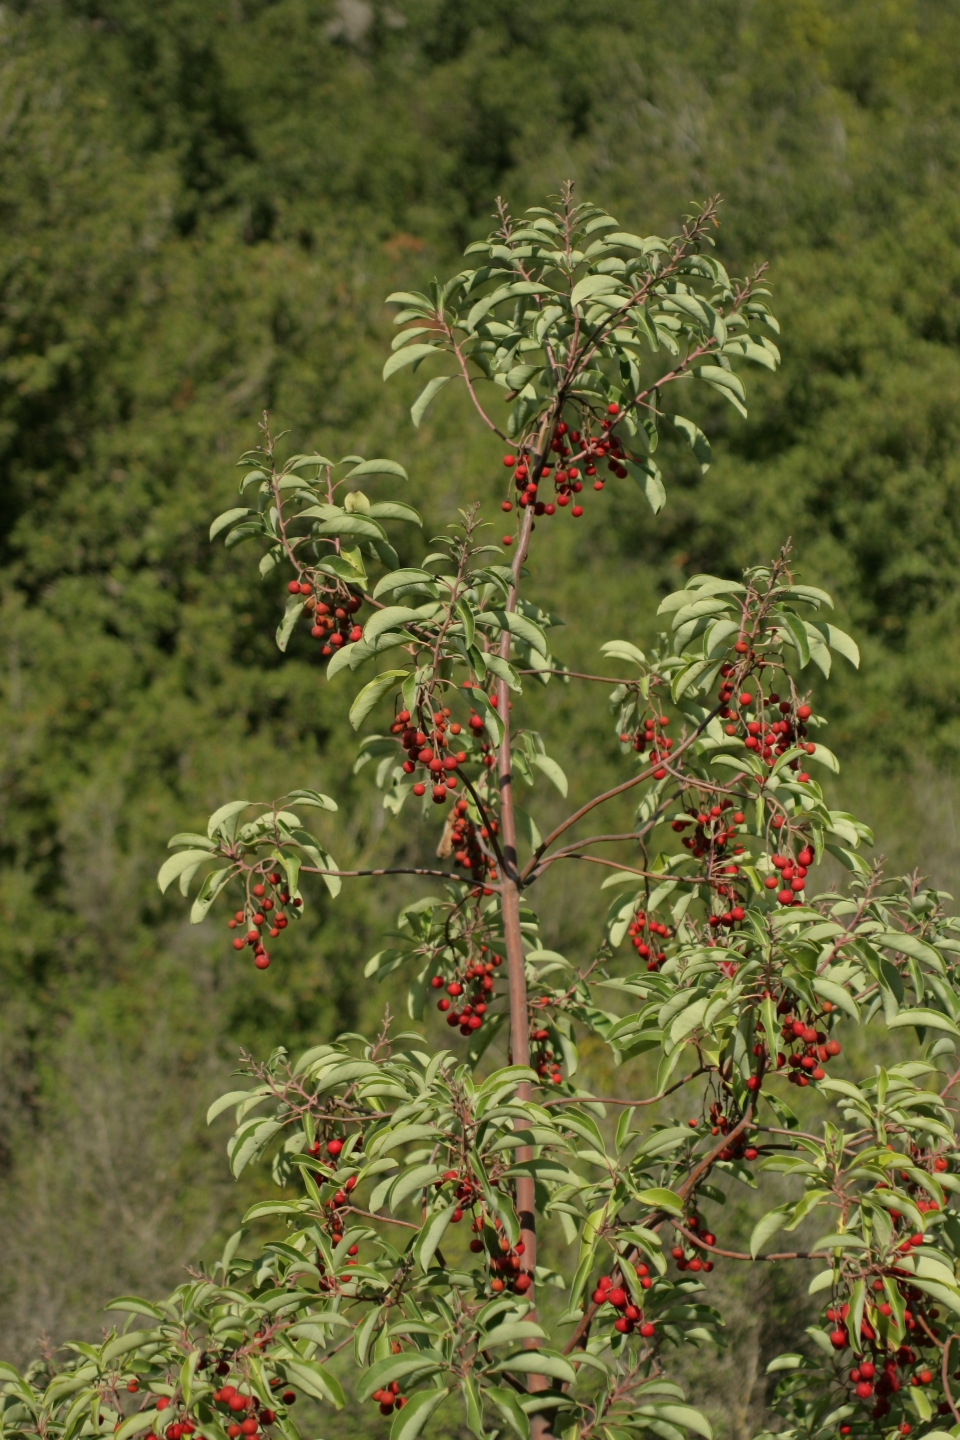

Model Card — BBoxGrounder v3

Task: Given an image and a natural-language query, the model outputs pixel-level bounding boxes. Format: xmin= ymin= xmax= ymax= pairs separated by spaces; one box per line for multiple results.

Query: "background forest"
xmin=3 ymin=0 xmax=960 ymax=1433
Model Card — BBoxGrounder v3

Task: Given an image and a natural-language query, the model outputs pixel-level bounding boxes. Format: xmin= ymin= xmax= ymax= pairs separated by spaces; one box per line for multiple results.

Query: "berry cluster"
xmin=499 ymin=406 xmax=626 ymax=542
xmin=209 ymin=1388 xmax=278 ymax=1440
xmin=590 ymin=1271 xmax=656 ymax=1337
xmin=823 ymin=1168 xmax=956 ymax=1426
xmin=391 ymin=707 xmax=468 ymax=805
xmin=717 ymin=668 xmax=815 ymax=779
xmin=369 ymin=1383 xmax=408 ymax=1417
xmin=620 ymin=712 xmax=673 ymax=777
xmin=530 ymin=1022 xmax=563 ymax=1083
xmin=227 ymin=874 xmax=301 ymax=969
xmin=775 ymin=998 xmax=841 ymax=1085
xmin=285 ymin=578 xmax=364 ymax=657
xmin=671 ymin=1214 xmax=716 ymax=1273
xmin=626 ymin=907 xmax=672 ymax=971
xmin=697 ymin=1103 xmax=761 ymax=1161
xmin=432 ymin=953 xmax=501 ymax=1035
xmin=446 ymin=798 xmax=499 ymax=888
xmin=484 ymin=1233 xmax=530 ymax=1294
xmin=672 ymin=802 xmax=744 ymax=862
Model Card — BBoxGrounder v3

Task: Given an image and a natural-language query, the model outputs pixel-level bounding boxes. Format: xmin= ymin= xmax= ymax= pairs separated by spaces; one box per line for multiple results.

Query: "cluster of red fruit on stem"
xmin=210 ymin=1387 xmax=278 ymax=1439
xmin=530 ymin=1020 xmax=563 ymax=1083
xmin=284 ymin=578 xmax=365 ymax=657
xmin=483 ymin=1230 xmax=530 ymax=1294
xmin=762 ymin=840 xmax=816 ymax=906
xmin=446 ymin=798 xmax=498 ymax=890
xmin=774 ymin=995 xmax=841 ymax=1085
xmin=701 ymin=1106 xmax=759 ymax=1164
xmin=591 ymin=1270 xmax=656 ymax=1337
xmin=391 ymin=707 xmax=469 ymax=805
xmin=432 ymin=1169 xmax=480 ymax=1230
xmin=432 ymin=951 xmax=501 ymax=1034
xmin=227 ymin=874 xmax=301 ymax=968
xmin=671 ymin=1213 xmax=717 ymax=1273
xmin=370 ymin=1382 xmax=407 ymax=1416
xmin=717 ymin=667 xmax=815 ymax=778
xmin=620 ymin=712 xmax=673 ymax=779
xmin=499 ymin=407 xmax=625 ymax=543
xmin=627 ymin=908 xmax=672 ymax=972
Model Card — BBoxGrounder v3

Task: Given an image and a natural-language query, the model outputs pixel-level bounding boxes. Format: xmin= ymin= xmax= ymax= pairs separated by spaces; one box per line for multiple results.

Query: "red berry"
xmin=571 ymin=505 xmax=583 ymax=517
xmin=503 ymin=455 xmax=515 ymax=467
xmin=502 ymin=536 xmax=512 ymax=546
xmin=287 ymin=580 xmax=300 ymax=594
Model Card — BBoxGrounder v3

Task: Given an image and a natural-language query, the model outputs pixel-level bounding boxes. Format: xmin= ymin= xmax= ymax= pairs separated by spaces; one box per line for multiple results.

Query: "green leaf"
xmin=349 ymin=671 xmax=408 ymax=730
xmin=696 ymin=365 xmax=745 ymax=400
xmin=485 ymin=1386 xmax=530 ymax=1440
xmin=157 ymin=849 xmax=214 ymax=894
xmin=412 ymin=376 xmax=453 ymax=427
xmin=492 ymin=1352 xmax=575 ymax=1385
xmin=810 ymin=622 xmax=860 ymax=669
xmin=600 ymin=639 xmax=646 ymax=666
xmin=282 ymin=1358 xmax=345 ymax=1408
xmin=414 ymin=1205 xmax=456 ymax=1273
xmin=873 ymin=932 xmax=943 ymax=969
xmin=357 ymin=1353 xmax=444 ymax=1403
xmin=190 ymin=866 xmax=234 ymax=923
xmin=207 ymin=800 xmax=254 ymax=839
xmin=390 ymin=1163 xmax=444 ymax=1210
xmin=749 ymin=1206 xmax=790 ymax=1258
xmin=624 ymin=457 xmax=666 ymax=513
xmin=364 ymin=607 xmax=421 ymax=644
xmin=888 ymin=1009 xmax=960 ymax=1038
xmin=490 ymin=608 xmax=548 ymax=657
xmin=115 ymin=1411 xmax=161 ymax=1440
xmin=206 ymin=1088 xmax=261 ymax=1124
xmin=390 ymin=1387 xmax=450 ymax=1440
xmin=812 ymin=977 xmax=860 ymax=1021
xmin=285 ymin=788 xmax=338 ymax=813
xmin=481 ymin=1322 xmax=545 ymax=1349
xmin=276 ymin=595 xmax=304 ymax=653
xmin=367 ymin=502 xmax=422 ymax=525
xmin=374 ymin=568 xmax=437 ymax=599
xmin=383 ymin=345 xmax=441 ymax=380
xmin=638 ymin=1405 xmax=713 ymax=1440
xmin=210 ymin=507 xmax=252 ymax=541
xmin=312 ymin=514 xmax=387 ymax=542
xmin=485 ymin=652 xmax=523 ymax=692
xmin=531 ymin=753 xmax=568 ymax=797
xmin=571 ymin=273 xmax=624 ymax=306
xmin=670 ymin=415 xmax=711 ymax=471
xmin=633 ymin=1188 xmax=684 ymax=1217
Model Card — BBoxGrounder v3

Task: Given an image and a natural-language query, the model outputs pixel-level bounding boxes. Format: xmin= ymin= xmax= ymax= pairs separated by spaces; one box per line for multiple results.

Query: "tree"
xmin=3 ymin=186 xmax=960 ymax=1440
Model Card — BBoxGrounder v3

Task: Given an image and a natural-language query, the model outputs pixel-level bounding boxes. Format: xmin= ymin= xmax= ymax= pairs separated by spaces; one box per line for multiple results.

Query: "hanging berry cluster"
xmin=500 ymin=407 xmax=634 ymax=543
xmin=626 ymin=908 xmax=672 ymax=971
xmin=226 ymin=873 xmax=300 ymax=969
xmin=431 ymin=952 xmax=502 ymax=1035
xmin=390 ymin=707 xmax=468 ymax=805
xmin=590 ymin=1273 xmax=656 ymax=1338
xmin=285 ymin=578 xmax=364 ymax=657
xmin=774 ymin=996 xmax=842 ymax=1085
xmin=620 ymin=711 xmax=673 ymax=776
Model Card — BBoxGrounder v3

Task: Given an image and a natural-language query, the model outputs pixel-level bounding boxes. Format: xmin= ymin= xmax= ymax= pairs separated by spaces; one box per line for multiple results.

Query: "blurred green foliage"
xmin=3 ymin=2 xmax=960 ymax=1431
